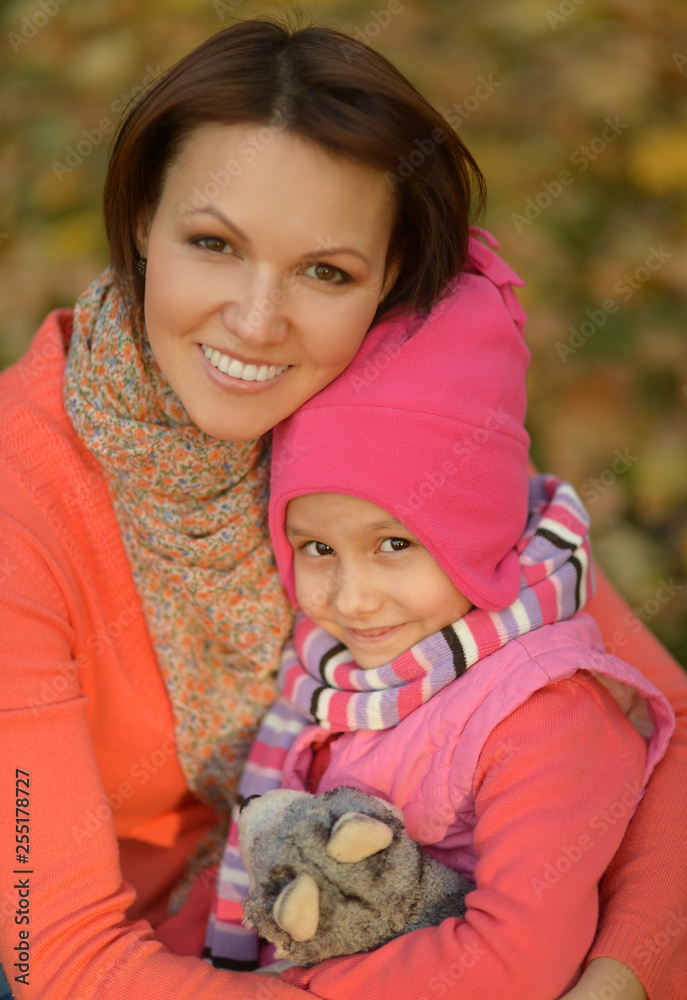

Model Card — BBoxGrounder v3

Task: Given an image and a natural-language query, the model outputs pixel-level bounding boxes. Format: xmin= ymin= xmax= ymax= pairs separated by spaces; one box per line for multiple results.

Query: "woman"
xmin=0 ymin=17 xmax=684 ymax=1000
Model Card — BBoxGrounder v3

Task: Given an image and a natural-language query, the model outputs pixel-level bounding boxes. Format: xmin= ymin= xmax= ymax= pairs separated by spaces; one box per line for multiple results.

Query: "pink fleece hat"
xmin=269 ymin=230 xmax=531 ymax=612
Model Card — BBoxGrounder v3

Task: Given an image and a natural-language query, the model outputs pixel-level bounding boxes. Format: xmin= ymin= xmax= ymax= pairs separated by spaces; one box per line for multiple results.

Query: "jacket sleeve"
xmin=524 ymin=459 xmax=687 ymax=999
xmin=281 ymin=672 xmax=647 ymax=1000
xmin=582 ymin=568 xmax=687 ymax=1000
xmin=0 ymin=520 xmax=304 ymax=1000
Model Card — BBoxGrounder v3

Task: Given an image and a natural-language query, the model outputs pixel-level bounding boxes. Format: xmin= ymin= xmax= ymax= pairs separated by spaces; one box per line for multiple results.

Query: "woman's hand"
xmin=559 ymin=958 xmax=647 ymax=1000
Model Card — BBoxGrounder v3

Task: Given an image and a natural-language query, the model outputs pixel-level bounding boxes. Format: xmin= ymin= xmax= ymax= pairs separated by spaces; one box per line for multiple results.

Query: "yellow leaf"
xmin=628 ymin=127 xmax=687 ymax=194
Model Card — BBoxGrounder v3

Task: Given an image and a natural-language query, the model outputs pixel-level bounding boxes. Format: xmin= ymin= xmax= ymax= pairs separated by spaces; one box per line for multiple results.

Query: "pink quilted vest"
xmin=280 ymin=612 xmax=675 ymax=876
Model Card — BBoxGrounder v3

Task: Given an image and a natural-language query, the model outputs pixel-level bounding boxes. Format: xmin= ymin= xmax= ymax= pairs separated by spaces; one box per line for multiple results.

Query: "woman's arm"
xmin=587 ymin=566 xmax=687 ymax=708
xmin=564 ymin=568 xmax=687 ymax=1000
xmin=0 ymin=519 xmax=304 ymax=1000
xmin=526 ymin=459 xmax=687 ymax=999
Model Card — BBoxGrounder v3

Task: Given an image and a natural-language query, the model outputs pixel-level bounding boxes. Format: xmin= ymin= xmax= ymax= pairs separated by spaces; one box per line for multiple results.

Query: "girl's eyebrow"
xmin=360 ymin=518 xmax=410 ymax=533
xmin=286 ymin=518 xmax=411 ymax=537
xmin=186 ymin=206 xmax=371 ymax=266
xmin=285 ymin=524 xmax=314 ymax=538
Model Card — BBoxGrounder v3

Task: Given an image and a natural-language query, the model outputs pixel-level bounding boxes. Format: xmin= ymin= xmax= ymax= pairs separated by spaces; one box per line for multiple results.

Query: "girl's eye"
xmin=379 ymin=537 xmax=412 ymax=553
xmin=303 ymin=540 xmax=334 ymax=557
xmin=303 ymin=262 xmax=350 ymax=284
xmin=194 ymin=236 xmax=235 ymax=254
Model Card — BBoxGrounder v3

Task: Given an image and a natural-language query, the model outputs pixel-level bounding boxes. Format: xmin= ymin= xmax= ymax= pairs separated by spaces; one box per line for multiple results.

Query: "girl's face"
xmin=136 ymin=123 xmax=400 ymax=441
xmin=286 ymin=493 xmax=473 ymax=669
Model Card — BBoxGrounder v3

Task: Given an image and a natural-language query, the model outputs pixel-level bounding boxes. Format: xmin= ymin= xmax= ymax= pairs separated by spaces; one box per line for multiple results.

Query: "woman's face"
xmin=137 ymin=122 xmax=400 ymax=441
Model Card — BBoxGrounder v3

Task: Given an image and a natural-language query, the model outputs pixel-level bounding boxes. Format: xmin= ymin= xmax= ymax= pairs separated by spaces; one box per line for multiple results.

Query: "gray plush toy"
xmin=238 ymin=785 xmax=474 ymax=967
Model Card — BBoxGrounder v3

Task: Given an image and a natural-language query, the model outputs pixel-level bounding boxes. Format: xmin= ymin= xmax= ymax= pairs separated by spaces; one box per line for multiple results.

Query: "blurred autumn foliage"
xmin=1 ymin=0 xmax=686 ymax=663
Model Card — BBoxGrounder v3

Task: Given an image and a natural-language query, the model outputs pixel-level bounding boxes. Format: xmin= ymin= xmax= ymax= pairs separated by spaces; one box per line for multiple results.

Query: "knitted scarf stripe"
xmin=205 ymin=474 xmax=594 ymax=968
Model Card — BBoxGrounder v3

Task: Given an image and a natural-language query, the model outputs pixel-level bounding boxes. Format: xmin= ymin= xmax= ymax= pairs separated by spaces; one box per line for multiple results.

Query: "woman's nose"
xmin=228 ymin=275 xmax=289 ymax=346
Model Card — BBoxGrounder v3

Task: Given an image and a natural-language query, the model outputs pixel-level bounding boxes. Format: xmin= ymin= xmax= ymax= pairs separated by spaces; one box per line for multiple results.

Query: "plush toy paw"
xmin=238 ymin=786 xmax=473 ymax=966
xmin=253 ymin=958 xmax=302 ymax=976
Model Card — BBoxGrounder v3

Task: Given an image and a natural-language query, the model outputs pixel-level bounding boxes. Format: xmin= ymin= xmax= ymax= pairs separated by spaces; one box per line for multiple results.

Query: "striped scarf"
xmin=205 ymin=474 xmax=594 ymax=968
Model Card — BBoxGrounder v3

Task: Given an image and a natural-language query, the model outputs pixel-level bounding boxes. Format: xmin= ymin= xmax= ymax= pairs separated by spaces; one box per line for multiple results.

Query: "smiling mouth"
xmin=201 ymin=344 xmax=289 ymax=382
xmin=345 ymin=624 xmax=406 ymax=643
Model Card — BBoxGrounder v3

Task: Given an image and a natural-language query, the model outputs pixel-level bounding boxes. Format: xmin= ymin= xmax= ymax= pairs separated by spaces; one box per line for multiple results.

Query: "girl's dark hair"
xmin=104 ymin=13 xmax=486 ymax=325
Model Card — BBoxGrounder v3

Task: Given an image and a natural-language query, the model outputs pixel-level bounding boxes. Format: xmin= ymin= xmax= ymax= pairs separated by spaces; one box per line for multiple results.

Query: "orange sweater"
xmin=1 ymin=309 xmax=686 ymax=999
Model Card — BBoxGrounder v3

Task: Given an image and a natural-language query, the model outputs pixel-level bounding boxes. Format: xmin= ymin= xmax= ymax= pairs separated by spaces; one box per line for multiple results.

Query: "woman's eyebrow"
xmin=186 ymin=206 xmax=371 ymax=265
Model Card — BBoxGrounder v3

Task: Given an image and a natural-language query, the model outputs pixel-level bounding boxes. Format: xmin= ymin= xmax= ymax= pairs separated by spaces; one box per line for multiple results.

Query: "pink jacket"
xmin=281 ymin=613 xmax=674 ymax=877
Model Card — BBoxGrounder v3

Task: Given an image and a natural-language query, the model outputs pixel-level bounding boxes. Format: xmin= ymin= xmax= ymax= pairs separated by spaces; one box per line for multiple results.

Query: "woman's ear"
xmin=134 ymin=208 xmax=153 ymax=258
xmin=380 ymin=255 xmax=402 ymax=303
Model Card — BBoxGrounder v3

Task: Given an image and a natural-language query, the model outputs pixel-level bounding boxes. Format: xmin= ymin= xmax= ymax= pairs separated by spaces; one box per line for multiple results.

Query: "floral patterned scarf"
xmin=63 ymin=269 xmax=294 ymax=840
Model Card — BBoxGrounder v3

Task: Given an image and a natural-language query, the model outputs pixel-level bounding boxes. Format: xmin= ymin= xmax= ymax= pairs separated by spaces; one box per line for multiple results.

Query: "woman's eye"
xmin=303 ymin=262 xmax=350 ymax=284
xmin=379 ymin=537 xmax=412 ymax=553
xmin=304 ymin=540 xmax=334 ymax=557
xmin=191 ymin=243 xmax=346 ymax=281
xmin=194 ymin=236 xmax=234 ymax=254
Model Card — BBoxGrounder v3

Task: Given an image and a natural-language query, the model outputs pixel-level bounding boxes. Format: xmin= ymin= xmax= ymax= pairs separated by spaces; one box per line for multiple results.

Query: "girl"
xmin=0 ymin=15 xmax=685 ymax=1000
xmin=205 ymin=230 xmax=675 ymax=999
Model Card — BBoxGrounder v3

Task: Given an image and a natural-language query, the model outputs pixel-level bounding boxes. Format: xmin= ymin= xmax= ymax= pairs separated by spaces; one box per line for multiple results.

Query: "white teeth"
xmin=202 ymin=345 xmax=288 ymax=382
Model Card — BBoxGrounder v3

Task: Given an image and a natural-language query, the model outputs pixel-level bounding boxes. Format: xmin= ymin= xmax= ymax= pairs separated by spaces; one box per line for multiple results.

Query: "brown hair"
xmin=103 ymin=13 xmax=486 ymax=325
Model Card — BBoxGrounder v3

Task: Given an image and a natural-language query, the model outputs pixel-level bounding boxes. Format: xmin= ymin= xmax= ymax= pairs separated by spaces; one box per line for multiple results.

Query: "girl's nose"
xmin=331 ymin=567 xmax=384 ymax=621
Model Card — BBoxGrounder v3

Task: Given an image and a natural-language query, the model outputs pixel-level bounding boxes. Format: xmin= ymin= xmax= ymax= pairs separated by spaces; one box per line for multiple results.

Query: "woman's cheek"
xmin=314 ymin=306 xmax=375 ymax=368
